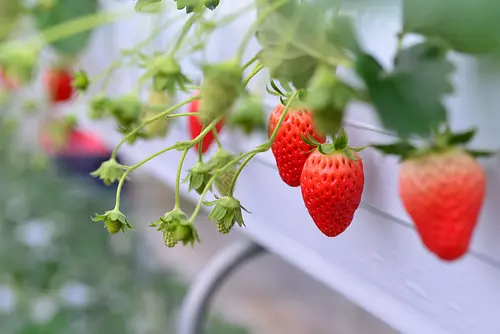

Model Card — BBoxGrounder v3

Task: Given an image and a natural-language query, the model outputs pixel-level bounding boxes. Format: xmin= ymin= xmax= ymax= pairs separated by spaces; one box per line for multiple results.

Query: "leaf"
xmin=371 ymin=141 xmax=416 ymax=160
xmin=333 ymin=128 xmax=348 ymax=150
xmin=447 ymin=129 xmax=476 ymax=146
xmin=33 ymin=0 xmax=99 ymax=56
xmin=255 ymin=0 xmax=353 ymax=89
xmin=465 ymin=149 xmax=495 ymax=158
xmin=135 ymin=0 xmax=162 ymax=12
xmin=356 ymin=41 xmax=455 ymax=137
xmin=403 ymin=0 xmax=500 ymax=54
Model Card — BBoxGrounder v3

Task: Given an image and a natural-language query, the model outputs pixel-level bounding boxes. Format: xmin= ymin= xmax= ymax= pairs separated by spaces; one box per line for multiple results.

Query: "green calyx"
xmin=72 ymin=70 xmax=89 ymax=93
xmin=174 ymin=0 xmax=220 ymax=13
xmin=90 ymin=158 xmax=128 ymax=186
xmin=89 ymin=94 xmax=111 ymax=120
xmin=183 ymin=161 xmax=212 ymax=195
xmin=92 ymin=209 xmax=132 ymax=235
xmin=302 ymin=128 xmax=364 ymax=161
xmin=145 ymin=55 xmax=190 ymax=94
xmin=265 ymin=79 xmax=304 ymax=107
xmin=150 ymin=209 xmax=200 ymax=247
xmin=228 ymin=93 xmax=266 ymax=135
xmin=108 ymin=95 xmax=143 ymax=127
xmin=205 ymin=196 xmax=249 ymax=234
xmin=372 ymin=127 xmax=495 ymax=161
xmin=198 ymin=60 xmax=243 ymax=125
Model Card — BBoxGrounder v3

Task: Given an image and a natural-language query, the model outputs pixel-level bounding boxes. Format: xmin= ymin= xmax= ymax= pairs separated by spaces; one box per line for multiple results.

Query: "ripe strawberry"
xmin=398 ymin=149 xmax=486 ymax=261
xmin=188 ymin=97 xmax=223 ymax=154
xmin=301 ymin=149 xmax=364 ymax=237
xmin=44 ymin=67 xmax=73 ymax=103
xmin=268 ymin=104 xmax=325 ymax=187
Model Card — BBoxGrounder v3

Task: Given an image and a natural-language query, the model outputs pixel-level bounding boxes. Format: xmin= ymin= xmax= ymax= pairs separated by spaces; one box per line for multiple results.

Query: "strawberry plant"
xmin=1 ymin=0 xmax=499 ymax=262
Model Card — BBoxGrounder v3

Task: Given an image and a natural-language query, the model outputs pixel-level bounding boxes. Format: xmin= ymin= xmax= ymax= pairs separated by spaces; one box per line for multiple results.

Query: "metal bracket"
xmin=177 ymin=240 xmax=266 ymax=334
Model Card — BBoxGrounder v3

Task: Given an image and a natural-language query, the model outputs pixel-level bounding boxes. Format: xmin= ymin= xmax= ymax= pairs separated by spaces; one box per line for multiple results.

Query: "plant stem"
xmin=229 ymin=152 xmax=257 ymax=196
xmin=167 ymin=112 xmax=196 ymax=118
xmin=38 ymin=8 xmax=132 ymax=47
xmin=114 ymin=118 xmax=220 ymax=210
xmin=212 ymin=127 xmax=222 ymax=148
xmin=242 ymin=52 xmax=260 ymax=71
xmin=235 ymin=0 xmax=288 ymax=63
xmin=111 ymin=96 xmax=198 ymax=159
xmin=114 ymin=144 xmax=176 ymax=210
xmin=170 ymin=13 xmax=200 ymax=56
xmin=175 ymin=148 xmax=190 ymax=209
xmin=198 ymin=133 xmax=203 ymax=162
xmin=266 ymin=91 xmax=299 ymax=145
xmin=244 ymin=63 xmax=264 ymax=87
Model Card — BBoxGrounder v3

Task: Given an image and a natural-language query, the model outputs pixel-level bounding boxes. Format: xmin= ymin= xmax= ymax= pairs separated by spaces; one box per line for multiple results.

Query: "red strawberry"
xmin=398 ymin=149 xmax=486 ymax=261
xmin=188 ymin=97 xmax=223 ymax=154
xmin=44 ymin=68 xmax=73 ymax=103
xmin=268 ymin=104 xmax=325 ymax=187
xmin=301 ymin=149 xmax=364 ymax=237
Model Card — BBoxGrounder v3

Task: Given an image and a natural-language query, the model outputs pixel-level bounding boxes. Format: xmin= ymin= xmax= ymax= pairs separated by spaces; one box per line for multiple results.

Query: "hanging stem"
xmin=212 ymin=127 xmax=222 ymax=148
xmin=242 ymin=52 xmax=260 ymax=71
xmin=111 ymin=96 xmax=199 ymax=159
xmin=243 ymin=63 xmax=264 ymax=87
xmin=175 ymin=148 xmax=190 ymax=209
xmin=170 ymin=12 xmax=200 ymax=56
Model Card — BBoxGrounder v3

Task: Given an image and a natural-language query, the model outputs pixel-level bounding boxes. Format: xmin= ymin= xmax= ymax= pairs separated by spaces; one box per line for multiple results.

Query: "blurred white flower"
xmin=0 ymin=285 xmax=16 ymax=314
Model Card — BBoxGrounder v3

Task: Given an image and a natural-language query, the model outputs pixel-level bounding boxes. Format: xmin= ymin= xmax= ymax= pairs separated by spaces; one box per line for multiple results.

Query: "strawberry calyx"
xmin=149 ymin=209 xmax=200 ymax=247
xmin=266 ymin=79 xmax=306 ymax=107
xmin=92 ymin=209 xmax=132 ymax=235
xmin=90 ymin=158 xmax=128 ymax=186
xmin=204 ymin=195 xmax=250 ymax=234
xmin=372 ymin=127 xmax=495 ymax=161
xmin=302 ymin=128 xmax=364 ymax=160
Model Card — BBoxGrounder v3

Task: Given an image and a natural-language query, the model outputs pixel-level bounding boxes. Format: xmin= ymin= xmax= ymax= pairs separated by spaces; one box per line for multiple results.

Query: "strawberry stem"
xmin=170 ymin=12 xmax=201 ymax=56
xmin=243 ymin=62 xmax=264 ymax=87
xmin=175 ymin=148 xmax=190 ymax=210
xmin=264 ymin=91 xmax=300 ymax=148
xmin=212 ymin=127 xmax=222 ymax=148
xmin=229 ymin=152 xmax=257 ymax=197
xmin=111 ymin=96 xmax=198 ymax=159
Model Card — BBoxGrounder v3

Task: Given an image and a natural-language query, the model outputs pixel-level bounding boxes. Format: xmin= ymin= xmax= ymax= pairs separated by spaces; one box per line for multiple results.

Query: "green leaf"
xmin=255 ymin=0 xmax=352 ymax=89
xmin=465 ymin=149 xmax=495 ymax=158
xmin=33 ymin=0 xmax=99 ymax=56
xmin=356 ymin=41 xmax=455 ymax=137
xmin=403 ymin=0 xmax=500 ymax=54
xmin=446 ymin=129 xmax=476 ymax=146
xmin=371 ymin=141 xmax=416 ymax=160
xmin=134 ymin=0 xmax=162 ymax=13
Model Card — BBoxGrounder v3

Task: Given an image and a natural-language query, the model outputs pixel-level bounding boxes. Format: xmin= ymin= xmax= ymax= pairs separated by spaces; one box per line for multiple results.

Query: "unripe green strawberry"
xmin=198 ymin=61 xmax=243 ymax=125
xmin=105 ymin=220 xmax=122 ymax=234
xmin=215 ymin=165 xmax=236 ymax=196
xmin=163 ymin=231 xmax=177 ymax=248
xmin=142 ymin=90 xmax=171 ymax=138
xmin=216 ymin=220 xmax=234 ymax=235
xmin=399 ymin=148 xmax=486 ymax=261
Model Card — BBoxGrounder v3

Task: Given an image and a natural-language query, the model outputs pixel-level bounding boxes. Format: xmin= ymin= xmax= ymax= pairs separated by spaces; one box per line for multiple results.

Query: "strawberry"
xmin=214 ymin=165 xmax=237 ymax=196
xmin=188 ymin=97 xmax=223 ymax=154
xmin=43 ymin=67 xmax=73 ymax=103
xmin=300 ymin=143 xmax=364 ymax=237
xmin=268 ymin=104 xmax=325 ymax=187
xmin=398 ymin=148 xmax=486 ymax=261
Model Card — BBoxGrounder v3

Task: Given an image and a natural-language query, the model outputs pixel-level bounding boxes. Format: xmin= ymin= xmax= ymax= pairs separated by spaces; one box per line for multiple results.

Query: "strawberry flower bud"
xmin=205 ymin=196 xmax=249 ymax=234
xmin=72 ymin=70 xmax=90 ymax=93
xmin=92 ymin=209 xmax=132 ymax=234
xmin=90 ymin=158 xmax=127 ymax=186
xmin=198 ymin=61 xmax=243 ymax=125
xmin=183 ymin=162 xmax=212 ymax=195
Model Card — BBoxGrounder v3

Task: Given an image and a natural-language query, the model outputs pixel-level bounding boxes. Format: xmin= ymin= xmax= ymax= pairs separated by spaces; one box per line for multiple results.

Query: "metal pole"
xmin=177 ymin=240 xmax=266 ymax=334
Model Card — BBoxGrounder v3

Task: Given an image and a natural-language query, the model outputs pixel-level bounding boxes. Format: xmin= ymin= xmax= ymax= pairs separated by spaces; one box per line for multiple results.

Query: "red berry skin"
xmin=268 ymin=104 xmax=325 ymax=187
xmin=399 ymin=149 xmax=486 ymax=261
xmin=44 ymin=68 xmax=73 ymax=103
xmin=300 ymin=151 xmax=364 ymax=237
xmin=188 ymin=98 xmax=223 ymax=154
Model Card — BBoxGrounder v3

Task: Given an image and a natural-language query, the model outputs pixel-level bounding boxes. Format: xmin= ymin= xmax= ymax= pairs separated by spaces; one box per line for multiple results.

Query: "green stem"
xmin=111 ymin=96 xmax=198 ymax=159
xmin=235 ymin=0 xmax=288 ymax=63
xmin=175 ymin=148 xmax=189 ymax=209
xmin=38 ymin=8 xmax=132 ymax=47
xmin=198 ymin=134 xmax=204 ymax=162
xmin=229 ymin=152 xmax=257 ymax=196
xmin=114 ymin=144 xmax=176 ymax=210
xmin=167 ymin=112 xmax=195 ymax=118
xmin=266 ymin=91 xmax=299 ymax=145
xmin=212 ymin=127 xmax=222 ymax=148
xmin=170 ymin=13 xmax=199 ymax=56
xmin=243 ymin=63 xmax=264 ymax=87
xmin=242 ymin=52 xmax=260 ymax=71
xmin=114 ymin=118 xmax=219 ymax=210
